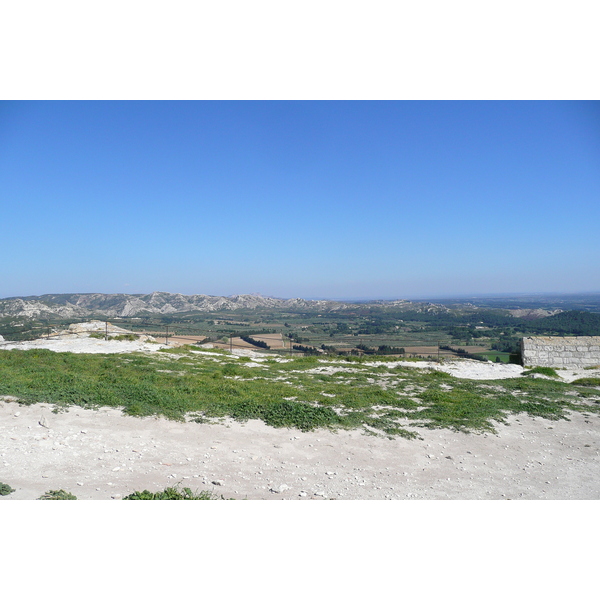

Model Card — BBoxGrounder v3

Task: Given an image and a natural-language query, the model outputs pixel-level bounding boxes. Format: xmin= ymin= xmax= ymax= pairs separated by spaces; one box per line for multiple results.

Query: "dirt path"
xmin=2 ymin=399 xmax=599 ymax=500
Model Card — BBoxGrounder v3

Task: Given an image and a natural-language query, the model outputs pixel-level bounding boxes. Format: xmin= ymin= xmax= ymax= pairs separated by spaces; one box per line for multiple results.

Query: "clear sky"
xmin=1 ymin=100 xmax=599 ymax=300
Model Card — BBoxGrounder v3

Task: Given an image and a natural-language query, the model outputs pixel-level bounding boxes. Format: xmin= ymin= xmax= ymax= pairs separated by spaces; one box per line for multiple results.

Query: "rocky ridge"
xmin=0 ymin=292 xmax=443 ymax=319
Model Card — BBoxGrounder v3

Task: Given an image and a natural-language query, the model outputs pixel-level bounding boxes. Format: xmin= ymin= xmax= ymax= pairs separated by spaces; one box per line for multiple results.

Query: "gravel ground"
xmin=2 ymin=399 xmax=599 ymax=500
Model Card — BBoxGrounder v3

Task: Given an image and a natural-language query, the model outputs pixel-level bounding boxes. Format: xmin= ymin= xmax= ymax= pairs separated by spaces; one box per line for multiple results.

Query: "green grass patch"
xmin=523 ymin=366 xmax=559 ymax=378
xmin=475 ymin=352 xmax=512 ymax=363
xmin=159 ymin=345 xmax=196 ymax=354
xmin=571 ymin=377 xmax=600 ymax=387
xmin=1 ymin=348 xmax=598 ymax=438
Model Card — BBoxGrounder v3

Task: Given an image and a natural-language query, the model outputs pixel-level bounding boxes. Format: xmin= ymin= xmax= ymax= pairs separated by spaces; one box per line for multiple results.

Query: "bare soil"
xmin=165 ymin=335 xmax=206 ymax=347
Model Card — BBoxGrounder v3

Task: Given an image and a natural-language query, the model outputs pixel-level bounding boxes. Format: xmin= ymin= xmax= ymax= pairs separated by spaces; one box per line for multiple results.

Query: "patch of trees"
xmin=0 ymin=318 xmax=46 ymax=341
xmin=353 ymin=343 xmax=404 ymax=355
xmin=522 ymin=310 xmax=600 ymax=336
xmin=376 ymin=310 xmax=517 ymax=329
xmin=320 ymin=344 xmax=337 ymax=353
xmin=356 ymin=317 xmax=397 ymax=335
xmin=293 ymin=344 xmax=320 ymax=355
xmin=447 ymin=326 xmax=488 ymax=339
xmin=286 ymin=332 xmax=309 ymax=343
xmin=490 ymin=338 xmax=521 ymax=354
xmin=236 ymin=329 xmax=275 ymax=337
xmin=377 ymin=345 xmax=405 ymax=355
xmin=240 ymin=336 xmax=270 ymax=349
xmin=357 ymin=324 xmax=390 ymax=334
xmin=333 ymin=322 xmax=351 ymax=334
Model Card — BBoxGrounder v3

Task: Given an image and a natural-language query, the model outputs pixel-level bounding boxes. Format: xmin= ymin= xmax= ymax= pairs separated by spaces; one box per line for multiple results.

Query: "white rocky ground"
xmin=0 ymin=321 xmax=170 ymax=354
xmin=1 ymin=327 xmax=599 ymax=500
xmin=2 ymin=401 xmax=599 ymax=500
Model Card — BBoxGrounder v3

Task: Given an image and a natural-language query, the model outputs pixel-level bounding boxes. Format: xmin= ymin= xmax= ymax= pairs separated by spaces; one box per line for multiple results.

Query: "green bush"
xmin=0 ymin=482 xmax=15 ymax=496
xmin=123 ymin=486 xmax=215 ymax=500
xmin=39 ymin=489 xmax=77 ymax=500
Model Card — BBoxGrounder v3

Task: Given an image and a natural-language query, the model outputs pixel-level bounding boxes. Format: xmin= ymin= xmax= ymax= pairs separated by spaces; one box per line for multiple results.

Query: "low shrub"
xmin=39 ymin=489 xmax=77 ymax=500
xmin=0 ymin=482 xmax=15 ymax=496
xmin=113 ymin=334 xmax=137 ymax=341
xmin=123 ymin=486 xmax=215 ymax=500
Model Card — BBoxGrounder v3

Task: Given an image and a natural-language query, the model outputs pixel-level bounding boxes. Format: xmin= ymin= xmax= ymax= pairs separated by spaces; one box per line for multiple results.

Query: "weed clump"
xmin=158 ymin=345 xmax=195 ymax=354
xmin=223 ymin=398 xmax=342 ymax=431
xmin=523 ymin=366 xmax=559 ymax=378
xmin=113 ymin=334 xmax=137 ymax=341
xmin=0 ymin=482 xmax=15 ymax=496
xmin=123 ymin=486 xmax=215 ymax=500
xmin=39 ymin=489 xmax=77 ymax=500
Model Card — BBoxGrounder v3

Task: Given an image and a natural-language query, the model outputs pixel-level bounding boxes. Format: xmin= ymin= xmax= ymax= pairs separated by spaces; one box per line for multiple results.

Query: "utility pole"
xmin=230 ymin=333 xmax=233 ymax=352
xmin=105 ymin=321 xmax=108 ymax=341
xmin=165 ymin=325 xmax=169 ymax=345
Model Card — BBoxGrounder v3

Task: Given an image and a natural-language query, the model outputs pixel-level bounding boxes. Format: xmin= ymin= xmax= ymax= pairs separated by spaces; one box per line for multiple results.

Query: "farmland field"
xmin=3 ymin=294 xmax=600 ymax=365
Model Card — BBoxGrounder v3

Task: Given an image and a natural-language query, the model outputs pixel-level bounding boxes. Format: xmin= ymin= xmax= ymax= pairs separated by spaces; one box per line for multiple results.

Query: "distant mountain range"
xmin=0 ymin=291 xmax=427 ymax=319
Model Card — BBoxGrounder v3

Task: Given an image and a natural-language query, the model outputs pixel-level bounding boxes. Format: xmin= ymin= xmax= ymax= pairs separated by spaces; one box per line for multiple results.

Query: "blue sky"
xmin=1 ymin=101 xmax=599 ymax=300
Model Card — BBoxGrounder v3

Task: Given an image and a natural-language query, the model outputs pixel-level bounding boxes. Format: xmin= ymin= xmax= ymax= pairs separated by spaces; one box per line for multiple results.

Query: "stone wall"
xmin=521 ymin=336 xmax=600 ymax=368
